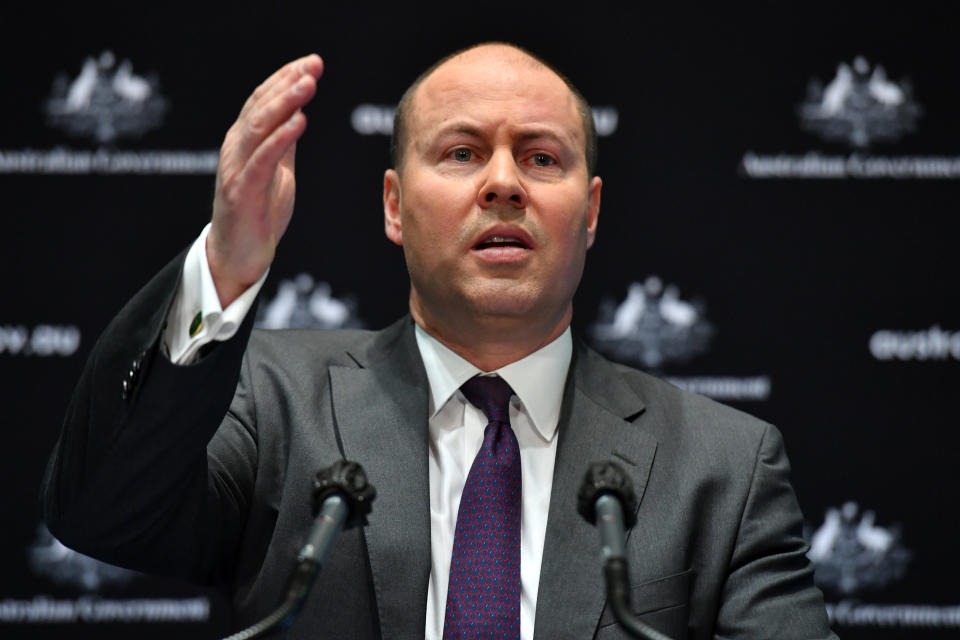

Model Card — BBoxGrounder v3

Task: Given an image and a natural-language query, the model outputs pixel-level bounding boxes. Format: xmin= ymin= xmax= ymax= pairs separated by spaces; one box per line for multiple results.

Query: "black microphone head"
xmin=312 ymin=460 xmax=377 ymax=529
xmin=576 ymin=461 xmax=638 ymax=528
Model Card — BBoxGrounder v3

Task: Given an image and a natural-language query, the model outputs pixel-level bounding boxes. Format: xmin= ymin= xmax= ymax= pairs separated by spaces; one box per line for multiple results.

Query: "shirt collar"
xmin=414 ymin=323 xmax=572 ymax=441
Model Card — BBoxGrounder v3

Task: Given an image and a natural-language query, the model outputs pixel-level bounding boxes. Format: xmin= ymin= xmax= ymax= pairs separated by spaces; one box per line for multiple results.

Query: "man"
xmin=42 ymin=44 xmax=836 ymax=639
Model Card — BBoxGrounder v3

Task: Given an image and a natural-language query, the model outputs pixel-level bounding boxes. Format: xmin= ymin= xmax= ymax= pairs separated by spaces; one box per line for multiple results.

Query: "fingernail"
xmin=287 ymin=112 xmax=301 ymax=129
xmin=290 ymin=80 xmax=304 ymax=96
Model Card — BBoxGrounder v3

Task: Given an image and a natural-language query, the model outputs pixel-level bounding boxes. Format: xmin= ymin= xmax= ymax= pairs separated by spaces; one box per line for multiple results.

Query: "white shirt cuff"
xmin=163 ymin=223 xmax=269 ymax=364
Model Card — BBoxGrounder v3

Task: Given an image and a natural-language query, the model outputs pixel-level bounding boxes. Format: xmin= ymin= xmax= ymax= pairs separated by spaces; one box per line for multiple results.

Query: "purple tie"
xmin=443 ymin=375 xmax=521 ymax=640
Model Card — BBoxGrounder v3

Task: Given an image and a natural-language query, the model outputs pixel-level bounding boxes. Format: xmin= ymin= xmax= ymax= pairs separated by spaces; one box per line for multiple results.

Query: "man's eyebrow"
xmin=514 ymin=128 xmax=575 ymax=147
xmin=432 ymin=123 xmax=575 ymax=147
xmin=433 ymin=123 xmax=485 ymax=139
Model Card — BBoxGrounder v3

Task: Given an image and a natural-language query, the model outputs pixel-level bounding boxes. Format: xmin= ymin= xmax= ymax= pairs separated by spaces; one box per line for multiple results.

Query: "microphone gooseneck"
xmin=222 ymin=460 xmax=376 ymax=640
xmin=578 ymin=461 xmax=673 ymax=640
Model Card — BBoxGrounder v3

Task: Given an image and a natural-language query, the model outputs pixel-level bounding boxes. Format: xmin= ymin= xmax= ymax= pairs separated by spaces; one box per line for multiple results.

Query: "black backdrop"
xmin=3 ymin=3 xmax=958 ymax=638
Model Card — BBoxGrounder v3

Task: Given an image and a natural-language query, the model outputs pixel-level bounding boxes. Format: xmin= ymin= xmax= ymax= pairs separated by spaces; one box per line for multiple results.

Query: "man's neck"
xmin=410 ymin=305 xmax=572 ymax=372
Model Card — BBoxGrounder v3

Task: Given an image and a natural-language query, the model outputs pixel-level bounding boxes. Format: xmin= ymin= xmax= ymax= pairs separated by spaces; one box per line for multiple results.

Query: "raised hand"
xmin=207 ymin=54 xmax=324 ymax=307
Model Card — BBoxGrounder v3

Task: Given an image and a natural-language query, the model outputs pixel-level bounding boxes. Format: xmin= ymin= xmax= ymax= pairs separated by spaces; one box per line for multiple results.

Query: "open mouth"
xmin=474 ymin=235 xmax=530 ymax=250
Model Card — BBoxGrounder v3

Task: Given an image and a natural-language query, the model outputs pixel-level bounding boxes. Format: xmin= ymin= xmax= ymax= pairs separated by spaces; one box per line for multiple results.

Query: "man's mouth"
xmin=474 ymin=235 xmax=530 ymax=250
xmin=471 ymin=230 xmax=533 ymax=264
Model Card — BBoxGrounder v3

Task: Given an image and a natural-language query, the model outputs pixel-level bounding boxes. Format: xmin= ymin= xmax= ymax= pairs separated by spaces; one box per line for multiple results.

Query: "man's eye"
xmin=452 ymin=149 xmax=473 ymax=162
xmin=532 ymin=153 xmax=555 ymax=167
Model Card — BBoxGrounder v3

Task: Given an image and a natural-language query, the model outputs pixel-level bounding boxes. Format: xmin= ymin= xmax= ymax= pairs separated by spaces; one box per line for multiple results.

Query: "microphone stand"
xmin=222 ymin=460 xmax=376 ymax=640
xmin=578 ymin=462 xmax=673 ymax=640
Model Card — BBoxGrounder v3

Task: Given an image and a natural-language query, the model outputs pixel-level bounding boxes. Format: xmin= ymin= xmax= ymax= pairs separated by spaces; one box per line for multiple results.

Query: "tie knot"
xmin=460 ymin=375 xmax=514 ymax=424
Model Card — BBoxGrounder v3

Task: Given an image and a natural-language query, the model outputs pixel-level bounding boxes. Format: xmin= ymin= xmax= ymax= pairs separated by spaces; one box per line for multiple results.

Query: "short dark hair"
xmin=390 ymin=42 xmax=598 ymax=177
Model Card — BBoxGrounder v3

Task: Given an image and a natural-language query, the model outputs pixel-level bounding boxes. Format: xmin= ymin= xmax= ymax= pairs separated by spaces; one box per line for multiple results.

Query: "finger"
xmin=281 ymin=138 xmax=297 ymax=173
xmin=241 ymin=54 xmax=321 ymax=115
xmin=232 ymin=73 xmax=317 ymax=168
xmin=241 ymin=110 xmax=306 ymax=189
xmin=240 ymin=54 xmax=323 ymax=119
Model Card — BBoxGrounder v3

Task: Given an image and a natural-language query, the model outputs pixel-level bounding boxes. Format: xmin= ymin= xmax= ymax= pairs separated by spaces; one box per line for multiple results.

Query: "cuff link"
xmin=189 ymin=311 xmax=204 ymax=338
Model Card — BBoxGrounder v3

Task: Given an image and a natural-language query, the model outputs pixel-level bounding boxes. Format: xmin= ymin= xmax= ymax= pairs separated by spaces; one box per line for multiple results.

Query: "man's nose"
xmin=477 ymin=150 xmax=527 ymax=210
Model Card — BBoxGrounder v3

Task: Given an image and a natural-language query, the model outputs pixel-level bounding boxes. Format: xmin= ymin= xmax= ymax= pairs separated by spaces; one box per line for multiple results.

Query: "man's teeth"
xmin=478 ymin=236 xmax=525 ymax=248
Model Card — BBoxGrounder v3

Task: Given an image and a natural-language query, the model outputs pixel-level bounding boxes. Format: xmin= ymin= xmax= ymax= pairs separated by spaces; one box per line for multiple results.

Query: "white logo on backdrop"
xmin=870 ymin=326 xmax=960 ymax=361
xmin=28 ymin=525 xmax=136 ymax=591
xmin=588 ymin=277 xmax=770 ymax=401
xmin=805 ymin=502 xmax=953 ymax=630
xmin=351 ymin=104 xmax=620 ymax=137
xmin=591 ymin=107 xmax=619 ymax=136
xmin=798 ymin=56 xmax=922 ymax=148
xmin=0 ymin=52 xmax=219 ymax=175
xmin=45 ymin=51 xmax=168 ymax=144
xmin=741 ymin=57 xmax=960 ymax=179
xmin=808 ymin=501 xmax=912 ymax=596
xmin=0 ymin=324 xmax=80 ymax=357
xmin=255 ymin=274 xmax=364 ymax=330
xmin=11 ymin=525 xmax=211 ymax=624
xmin=591 ymin=276 xmax=713 ymax=369
xmin=351 ymin=105 xmax=395 ymax=136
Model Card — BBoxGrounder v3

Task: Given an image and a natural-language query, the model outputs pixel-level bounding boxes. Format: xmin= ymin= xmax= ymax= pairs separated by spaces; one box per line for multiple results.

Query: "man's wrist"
xmin=164 ymin=224 xmax=269 ymax=364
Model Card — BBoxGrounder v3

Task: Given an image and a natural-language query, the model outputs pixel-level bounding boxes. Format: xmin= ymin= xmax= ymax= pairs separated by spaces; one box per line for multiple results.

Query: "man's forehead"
xmin=409 ymin=46 xmax=580 ymax=133
xmin=417 ymin=45 xmax=561 ymax=99
xmin=440 ymin=43 xmax=548 ymax=71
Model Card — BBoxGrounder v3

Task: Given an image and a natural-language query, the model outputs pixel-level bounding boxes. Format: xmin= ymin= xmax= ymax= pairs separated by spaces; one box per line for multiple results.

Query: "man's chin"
xmin=462 ymin=283 xmax=541 ymax=316
xmin=463 ymin=293 xmax=575 ymax=332
xmin=468 ymin=302 xmax=537 ymax=321
xmin=411 ymin=279 xmax=568 ymax=325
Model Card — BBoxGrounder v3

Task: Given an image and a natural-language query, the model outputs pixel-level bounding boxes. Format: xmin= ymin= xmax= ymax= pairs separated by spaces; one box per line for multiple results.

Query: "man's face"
xmin=383 ymin=46 xmax=601 ymax=341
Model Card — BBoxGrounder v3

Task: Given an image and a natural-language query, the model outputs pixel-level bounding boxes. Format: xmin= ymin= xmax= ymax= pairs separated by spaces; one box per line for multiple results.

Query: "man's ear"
xmin=585 ymin=175 xmax=602 ymax=249
xmin=383 ymin=169 xmax=403 ymax=246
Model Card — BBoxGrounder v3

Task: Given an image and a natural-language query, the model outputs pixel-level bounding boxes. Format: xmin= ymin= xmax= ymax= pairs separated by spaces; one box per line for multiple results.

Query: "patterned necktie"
xmin=443 ymin=375 xmax=521 ymax=640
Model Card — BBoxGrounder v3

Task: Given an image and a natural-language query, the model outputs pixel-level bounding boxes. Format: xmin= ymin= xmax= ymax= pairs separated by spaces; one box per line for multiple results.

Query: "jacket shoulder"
xmin=577 ymin=342 xmax=777 ymax=462
xmin=244 ymin=316 xmax=415 ymax=372
xmin=247 ymin=327 xmax=376 ymax=366
xmin=619 ymin=362 xmax=770 ymax=432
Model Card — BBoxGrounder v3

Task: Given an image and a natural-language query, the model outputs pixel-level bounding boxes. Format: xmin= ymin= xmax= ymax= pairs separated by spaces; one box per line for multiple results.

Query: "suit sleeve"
xmin=40 ymin=249 xmax=259 ymax=583
xmin=713 ymin=424 xmax=837 ymax=640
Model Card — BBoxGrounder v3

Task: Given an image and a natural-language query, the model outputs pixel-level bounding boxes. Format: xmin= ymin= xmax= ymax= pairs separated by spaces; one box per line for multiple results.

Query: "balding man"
xmin=42 ymin=44 xmax=836 ymax=639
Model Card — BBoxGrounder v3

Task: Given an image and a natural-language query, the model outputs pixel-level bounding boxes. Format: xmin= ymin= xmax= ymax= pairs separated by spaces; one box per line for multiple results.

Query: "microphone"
xmin=577 ymin=461 xmax=673 ymax=640
xmin=222 ymin=460 xmax=376 ymax=640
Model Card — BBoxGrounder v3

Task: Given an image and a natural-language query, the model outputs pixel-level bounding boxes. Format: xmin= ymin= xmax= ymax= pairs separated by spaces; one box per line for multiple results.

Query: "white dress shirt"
xmin=415 ymin=325 xmax=569 ymax=640
xmin=164 ymin=228 xmax=572 ymax=640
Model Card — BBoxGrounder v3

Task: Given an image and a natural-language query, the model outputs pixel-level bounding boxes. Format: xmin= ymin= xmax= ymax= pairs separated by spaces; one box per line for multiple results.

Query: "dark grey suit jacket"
xmin=42 ymin=254 xmax=836 ymax=639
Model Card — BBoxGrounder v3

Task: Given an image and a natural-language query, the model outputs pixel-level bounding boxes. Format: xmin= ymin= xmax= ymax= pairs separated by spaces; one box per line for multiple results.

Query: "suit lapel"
xmin=534 ymin=341 xmax=658 ymax=640
xmin=329 ymin=318 xmax=431 ymax=639
xmin=327 ymin=323 xmax=657 ymax=639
